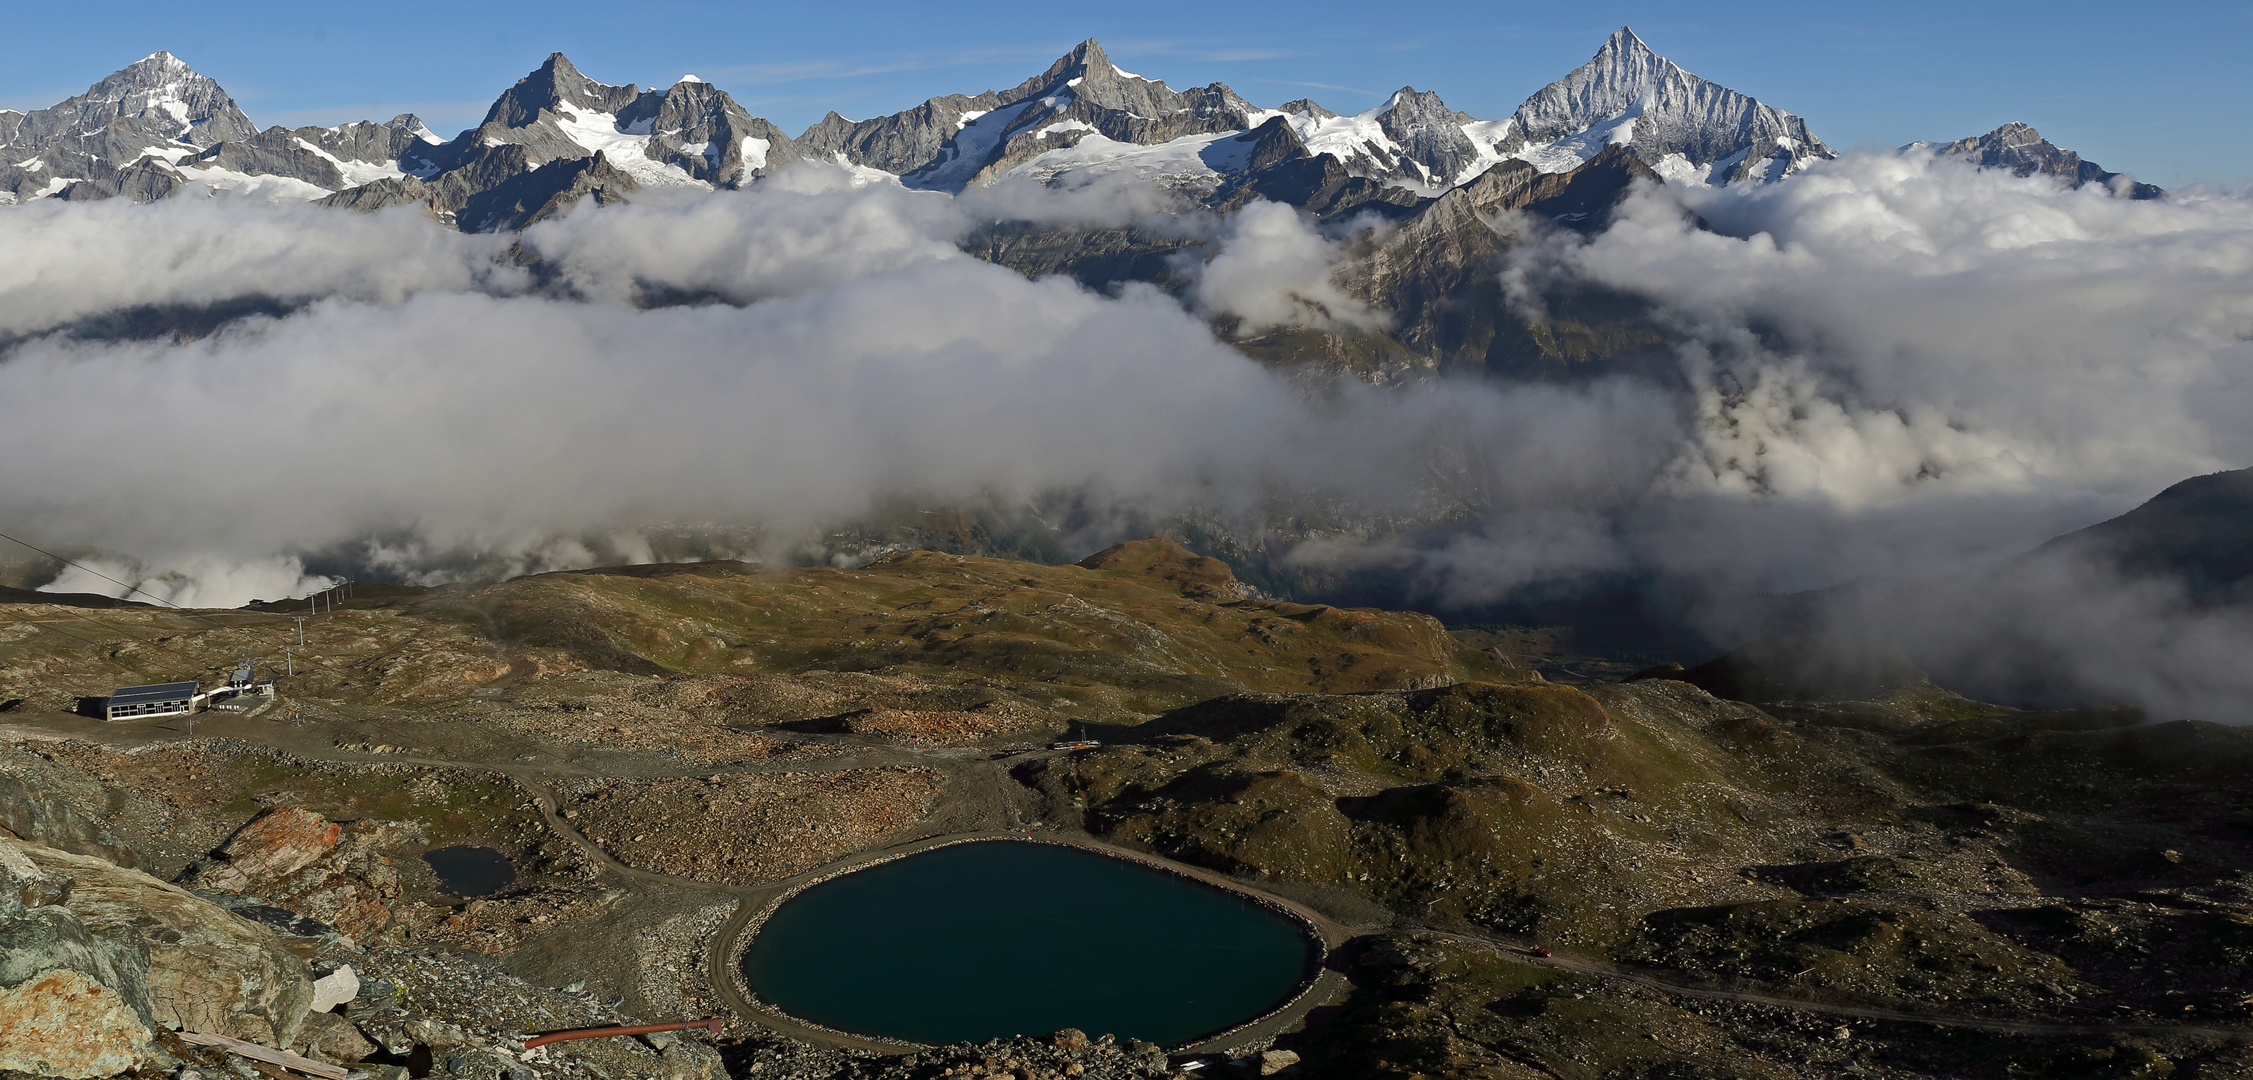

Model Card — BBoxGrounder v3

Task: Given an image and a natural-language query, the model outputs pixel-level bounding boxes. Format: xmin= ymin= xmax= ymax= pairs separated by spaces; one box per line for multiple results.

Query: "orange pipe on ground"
xmin=522 ymin=1018 xmax=725 ymax=1048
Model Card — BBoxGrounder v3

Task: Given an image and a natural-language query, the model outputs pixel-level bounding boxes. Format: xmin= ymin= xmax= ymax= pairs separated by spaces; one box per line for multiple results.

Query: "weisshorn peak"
xmin=1497 ymin=27 xmax=1833 ymax=184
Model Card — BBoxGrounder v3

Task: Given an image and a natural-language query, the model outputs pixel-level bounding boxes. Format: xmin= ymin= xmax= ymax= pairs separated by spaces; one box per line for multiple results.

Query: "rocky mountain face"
xmin=799 ymin=39 xmax=1258 ymax=192
xmin=2035 ymin=467 xmax=2253 ymax=603
xmin=1734 ymin=466 xmax=2250 ymax=718
xmin=1334 ymin=146 xmax=1668 ymax=373
xmin=0 ymin=50 xmax=439 ymax=208
xmin=802 ymin=30 xmax=1833 ymax=200
xmin=1936 ymin=121 xmax=2164 ymax=199
xmin=0 ymin=29 xmax=1841 ymax=224
xmin=1493 ymin=27 xmax=1832 ymax=184
xmin=0 ymin=51 xmax=805 ymax=230
xmin=0 ymin=33 xmax=2162 ymax=235
xmin=0 ymin=51 xmax=255 ymax=203
xmin=311 ymin=54 xmax=812 ymax=230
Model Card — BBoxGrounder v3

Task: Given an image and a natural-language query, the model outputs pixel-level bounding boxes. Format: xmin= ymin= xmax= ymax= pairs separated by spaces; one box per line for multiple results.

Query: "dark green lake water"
xmin=422 ymin=845 xmax=514 ymax=898
xmin=739 ymin=841 xmax=1315 ymax=1046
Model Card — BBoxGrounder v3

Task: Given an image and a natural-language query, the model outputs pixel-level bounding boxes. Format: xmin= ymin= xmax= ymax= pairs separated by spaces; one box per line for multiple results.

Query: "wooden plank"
xmin=177 ymin=1030 xmax=351 ymax=1080
xmin=522 ymin=1017 xmax=725 ymax=1048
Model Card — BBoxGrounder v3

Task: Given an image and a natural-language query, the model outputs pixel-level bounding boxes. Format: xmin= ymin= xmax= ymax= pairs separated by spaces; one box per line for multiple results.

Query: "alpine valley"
xmin=6 ymin=25 xmax=2251 ymax=1080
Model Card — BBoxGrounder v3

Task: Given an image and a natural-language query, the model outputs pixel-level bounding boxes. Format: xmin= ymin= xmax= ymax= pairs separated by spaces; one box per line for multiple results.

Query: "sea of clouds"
xmin=3 ymin=153 xmax=2248 ymax=717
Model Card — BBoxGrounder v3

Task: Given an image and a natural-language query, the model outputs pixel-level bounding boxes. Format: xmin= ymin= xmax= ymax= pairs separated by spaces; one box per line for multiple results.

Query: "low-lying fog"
xmin=4 ymin=155 xmax=2249 ymax=719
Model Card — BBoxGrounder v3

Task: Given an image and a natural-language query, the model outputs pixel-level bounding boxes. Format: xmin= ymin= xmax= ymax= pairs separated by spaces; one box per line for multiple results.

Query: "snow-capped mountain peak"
xmin=1510 ymin=27 xmax=1671 ymax=139
xmin=483 ymin=52 xmax=647 ymax=131
xmin=3 ymin=30 xmax=2149 ymax=222
xmin=3 ymin=50 xmax=256 ymax=152
xmin=798 ymin=39 xmax=1262 ymax=193
xmin=1494 ymin=25 xmax=1831 ymax=185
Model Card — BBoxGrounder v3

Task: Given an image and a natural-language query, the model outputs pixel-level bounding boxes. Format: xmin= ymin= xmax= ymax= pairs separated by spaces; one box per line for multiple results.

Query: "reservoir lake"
xmin=739 ymin=840 xmax=1317 ymax=1046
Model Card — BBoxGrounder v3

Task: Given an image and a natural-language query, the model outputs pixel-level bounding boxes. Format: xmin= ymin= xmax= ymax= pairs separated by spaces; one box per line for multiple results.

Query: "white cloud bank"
xmin=2 ymin=155 xmax=2249 ymax=718
xmin=1504 ymin=151 xmax=2253 ymax=717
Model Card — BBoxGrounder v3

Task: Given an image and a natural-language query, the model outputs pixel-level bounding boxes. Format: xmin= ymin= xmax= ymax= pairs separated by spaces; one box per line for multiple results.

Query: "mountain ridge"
xmin=1931 ymin=121 xmax=2163 ymax=199
xmin=0 ymin=33 xmax=2161 ymax=230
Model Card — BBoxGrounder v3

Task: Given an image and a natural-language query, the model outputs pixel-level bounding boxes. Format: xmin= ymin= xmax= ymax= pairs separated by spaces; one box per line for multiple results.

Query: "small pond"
xmin=423 ymin=845 xmax=516 ymax=898
xmin=739 ymin=841 xmax=1316 ymax=1046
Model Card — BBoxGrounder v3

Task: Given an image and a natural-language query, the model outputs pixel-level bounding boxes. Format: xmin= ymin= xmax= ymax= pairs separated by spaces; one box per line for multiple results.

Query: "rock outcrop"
xmin=0 ymin=757 xmax=143 ymax=869
xmin=0 ymin=839 xmax=155 ymax=1078
xmin=178 ymin=805 xmax=405 ymax=939
xmin=1937 ymin=121 xmax=2162 ymax=199
xmin=186 ymin=805 xmax=339 ymax=889
xmin=14 ymin=834 xmax=315 ymax=1050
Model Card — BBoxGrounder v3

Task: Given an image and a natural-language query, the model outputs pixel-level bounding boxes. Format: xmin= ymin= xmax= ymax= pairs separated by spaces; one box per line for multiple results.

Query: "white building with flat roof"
xmin=103 ymin=681 xmax=202 ymax=720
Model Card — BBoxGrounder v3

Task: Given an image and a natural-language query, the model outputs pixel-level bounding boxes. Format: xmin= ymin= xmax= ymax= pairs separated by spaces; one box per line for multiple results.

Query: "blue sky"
xmin=4 ymin=0 xmax=2248 ymax=189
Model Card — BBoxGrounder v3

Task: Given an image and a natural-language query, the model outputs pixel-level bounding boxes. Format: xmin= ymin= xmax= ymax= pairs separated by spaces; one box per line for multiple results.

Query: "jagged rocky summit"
xmin=1928 ymin=121 xmax=2162 ymax=199
xmin=0 ymin=29 xmax=2158 ymax=230
xmin=0 ymin=51 xmax=442 ymax=206
xmin=0 ymin=51 xmax=807 ymax=230
xmin=805 ymin=30 xmax=1834 ymax=197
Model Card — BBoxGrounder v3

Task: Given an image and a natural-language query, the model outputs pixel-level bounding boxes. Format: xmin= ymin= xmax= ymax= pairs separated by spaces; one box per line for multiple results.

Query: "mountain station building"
xmin=102 ymin=681 xmax=203 ymax=720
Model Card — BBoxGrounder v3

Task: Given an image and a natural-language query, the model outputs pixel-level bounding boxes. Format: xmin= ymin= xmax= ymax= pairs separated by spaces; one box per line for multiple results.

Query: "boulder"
xmin=0 ymin=766 xmax=143 ymax=869
xmin=0 ymin=836 xmax=157 ymax=1077
xmin=309 ymin=963 xmax=359 ymax=1012
xmin=179 ymin=810 xmax=405 ymax=940
xmin=653 ymin=1041 xmax=724 ymax=1080
xmin=294 ymin=1008 xmax=378 ymax=1062
xmin=188 ymin=806 xmax=340 ymax=890
xmin=403 ymin=1016 xmax=468 ymax=1048
xmin=0 ymin=969 xmax=153 ymax=1078
xmin=19 ymin=840 xmax=315 ymax=1047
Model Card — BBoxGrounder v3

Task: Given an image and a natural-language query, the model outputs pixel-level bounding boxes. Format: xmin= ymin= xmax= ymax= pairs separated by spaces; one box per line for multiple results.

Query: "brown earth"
xmin=557 ymin=768 xmax=948 ymax=885
xmin=4 ymin=542 xmax=2253 ymax=1079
